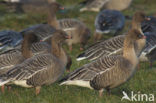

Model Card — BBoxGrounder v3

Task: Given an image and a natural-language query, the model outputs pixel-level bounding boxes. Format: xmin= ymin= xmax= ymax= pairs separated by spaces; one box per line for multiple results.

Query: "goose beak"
xmin=143 ymin=35 xmax=146 ymax=39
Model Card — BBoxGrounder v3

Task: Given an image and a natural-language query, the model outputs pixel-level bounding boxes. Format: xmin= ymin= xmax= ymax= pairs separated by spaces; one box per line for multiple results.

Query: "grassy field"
xmin=0 ymin=0 xmax=156 ymax=103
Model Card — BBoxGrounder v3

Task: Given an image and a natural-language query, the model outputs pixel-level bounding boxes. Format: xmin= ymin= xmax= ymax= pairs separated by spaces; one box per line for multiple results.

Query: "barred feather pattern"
xmin=80 ymin=35 xmax=124 ymax=60
xmin=65 ymin=56 xmax=118 ymax=81
xmin=59 ymin=19 xmax=85 ymax=29
xmin=0 ymin=50 xmax=24 ymax=75
xmin=63 ymin=55 xmax=134 ymax=90
xmin=3 ymin=54 xmax=64 ymax=86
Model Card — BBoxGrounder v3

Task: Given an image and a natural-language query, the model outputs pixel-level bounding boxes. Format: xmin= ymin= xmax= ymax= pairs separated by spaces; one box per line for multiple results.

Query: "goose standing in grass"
xmin=77 ymin=12 xmax=151 ymax=61
xmin=59 ymin=18 xmax=91 ymax=51
xmin=0 ymin=30 xmax=70 ymax=95
xmin=94 ymin=9 xmax=125 ymax=41
xmin=79 ymin=0 xmax=132 ymax=12
xmin=60 ymin=28 xmax=146 ymax=96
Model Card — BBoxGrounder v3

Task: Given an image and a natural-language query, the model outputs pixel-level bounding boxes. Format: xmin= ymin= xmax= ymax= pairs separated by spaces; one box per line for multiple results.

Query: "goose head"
xmin=48 ymin=2 xmax=64 ymax=14
xmin=51 ymin=30 xmax=70 ymax=45
xmin=132 ymin=11 xmax=150 ymax=25
xmin=127 ymin=29 xmax=146 ymax=43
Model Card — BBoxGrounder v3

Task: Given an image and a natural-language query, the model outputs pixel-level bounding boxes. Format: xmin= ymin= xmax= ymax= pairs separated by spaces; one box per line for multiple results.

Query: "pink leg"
xmin=35 ymin=86 xmax=41 ymax=95
xmin=1 ymin=85 xmax=5 ymax=93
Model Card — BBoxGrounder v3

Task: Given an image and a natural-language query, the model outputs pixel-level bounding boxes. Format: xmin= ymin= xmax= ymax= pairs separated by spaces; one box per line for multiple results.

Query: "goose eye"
xmin=138 ymin=34 xmax=143 ymax=38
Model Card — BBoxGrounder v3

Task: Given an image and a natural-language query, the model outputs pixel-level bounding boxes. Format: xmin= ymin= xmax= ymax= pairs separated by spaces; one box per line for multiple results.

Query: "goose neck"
xmin=123 ymin=37 xmax=138 ymax=66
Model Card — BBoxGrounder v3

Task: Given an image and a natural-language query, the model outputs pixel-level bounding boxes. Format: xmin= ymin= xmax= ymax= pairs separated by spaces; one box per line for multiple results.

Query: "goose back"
xmin=95 ymin=10 xmax=125 ymax=34
xmin=0 ymin=30 xmax=23 ymax=54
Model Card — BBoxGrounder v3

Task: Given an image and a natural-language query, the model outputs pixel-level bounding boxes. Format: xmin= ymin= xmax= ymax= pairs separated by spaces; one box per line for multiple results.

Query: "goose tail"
xmin=0 ymin=79 xmax=10 ymax=86
xmin=76 ymin=53 xmax=87 ymax=61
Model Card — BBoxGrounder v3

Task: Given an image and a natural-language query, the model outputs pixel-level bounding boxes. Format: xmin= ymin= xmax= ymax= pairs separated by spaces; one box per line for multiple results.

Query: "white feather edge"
xmin=60 ymin=65 xmax=114 ymax=89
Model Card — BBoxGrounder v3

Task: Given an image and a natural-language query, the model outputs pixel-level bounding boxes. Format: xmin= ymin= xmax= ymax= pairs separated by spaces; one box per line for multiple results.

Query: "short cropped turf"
xmin=0 ymin=0 xmax=156 ymax=103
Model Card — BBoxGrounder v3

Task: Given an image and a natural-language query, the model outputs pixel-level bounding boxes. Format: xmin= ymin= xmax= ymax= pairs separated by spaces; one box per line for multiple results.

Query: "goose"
xmin=0 ymin=30 xmax=23 ymax=54
xmin=59 ymin=18 xmax=91 ymax=51
xmin=0 ymin=31 xmax=50 ymax=93
xmin=94 ymin=9 xmax=125 ymax=41
xmin=0 ymin=30 xmax=70 ymax=95
xmin=60 ymin=28 xmax=146 ymax=97
xmin=80 ymin=0 xmax=132 ymax=12
xmin=77 ymin=12 xmax=151 ymax=61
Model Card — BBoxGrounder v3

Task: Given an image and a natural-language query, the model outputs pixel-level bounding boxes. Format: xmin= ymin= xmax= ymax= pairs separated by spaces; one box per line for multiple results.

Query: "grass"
xmin=0 ymin=0 xmax=156 ymax=103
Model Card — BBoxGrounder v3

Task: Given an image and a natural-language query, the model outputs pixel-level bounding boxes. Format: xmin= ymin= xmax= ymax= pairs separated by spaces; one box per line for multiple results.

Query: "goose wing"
xmin=77 ymin=35 xmax=124 ymax=61
xmin=62 ymin=56 xmax=118 ymax=82
xmin=0 ymin=30 xmax=23 ymax=53
xmin=1 ymin=54 xmax=57 ymax=81
xmin=0 ymin=50 xmax=24 ymax=75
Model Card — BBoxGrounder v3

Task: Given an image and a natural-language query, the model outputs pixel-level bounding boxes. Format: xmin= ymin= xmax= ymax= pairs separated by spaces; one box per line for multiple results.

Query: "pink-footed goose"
xmin=60 ymin=28 xmax=146 ymax=97
xmin=0 ymin=30 xmax=70 ymax=95
xmin=77 ymin=12 xmax=151 ymax=62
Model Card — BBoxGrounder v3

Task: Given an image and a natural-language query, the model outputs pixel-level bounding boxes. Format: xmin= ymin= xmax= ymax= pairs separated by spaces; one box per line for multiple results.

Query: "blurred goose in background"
xmin=80 ymin=0 xmax=132 ymax=12
xmin=141 ymin=16 xmax=156 ymax=33
xmin=21 ymin=1 xmax=63 ymax=36
xmin=94 ymin=9 xmax=125 ymax=41
xmin=77 ymin=12 xmax=156 ymax=68
xmin=0 ymin=30 xmax=23 ymax=54
xmin=1 ymin=0 xmax=56 ymax=13
xmin=0 ymin=30 xmax=70 ymax=95
xmin=59 ymin=19 xmax=91 ymax=51
xmin=0 ymin=2 xmax=63 ymax=54
xmin=60 ymin=28 xmax=146 ymax=96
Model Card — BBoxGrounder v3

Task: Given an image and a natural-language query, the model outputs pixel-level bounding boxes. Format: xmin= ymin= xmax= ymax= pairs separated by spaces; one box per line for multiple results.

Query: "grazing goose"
xmin=21 ymin=2 xmax=63 ymax=36
xmin=60 ymin=28 xmax=146 ymax=96
xmin=77 ymin=12 xmax=150 ymax=61
xmin=80 ymin=0 xmax=132 ymax=12
xmin=0 ymin=30 xmax=23 ymax=54
xmin=0 ymin=30 xmax=70 ymax=95
xmin=94 ymin=9 xmax=125 ymax=41
xmin=59 ymin=18 xmax=91 ymax=51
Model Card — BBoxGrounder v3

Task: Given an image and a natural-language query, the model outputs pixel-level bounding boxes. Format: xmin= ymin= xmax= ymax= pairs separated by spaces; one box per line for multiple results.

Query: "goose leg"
xmin=35 ymin=86 xmax=41 ymax=95
xmin=98 ymin=89 xmax=104 ymax=97
xmin=7 ymin=86 xmax=12 ymax=91
xmin=149 ymin=62 xmax=153 ymax=68
xmin=1 ymin=85 xmax=5 ymax=93
xmin=94 ymin=32 xmax=102 ymax=42
xmin=69 ymin=45 xmax=72 ymax=51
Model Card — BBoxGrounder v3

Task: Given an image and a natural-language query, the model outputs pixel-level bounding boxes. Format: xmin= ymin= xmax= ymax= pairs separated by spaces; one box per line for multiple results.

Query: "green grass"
xmin=0 ymin=0 xmax=156 ymax=103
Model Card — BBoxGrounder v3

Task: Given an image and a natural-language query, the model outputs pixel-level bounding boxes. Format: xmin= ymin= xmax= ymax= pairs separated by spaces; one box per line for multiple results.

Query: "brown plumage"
xmin=60 ymin=28 xmax=146 ymax=97
xmin=0 ymin=30 xmax=70 ymax=95
xmin=59 ymin=19 xmax=91 ymax=51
